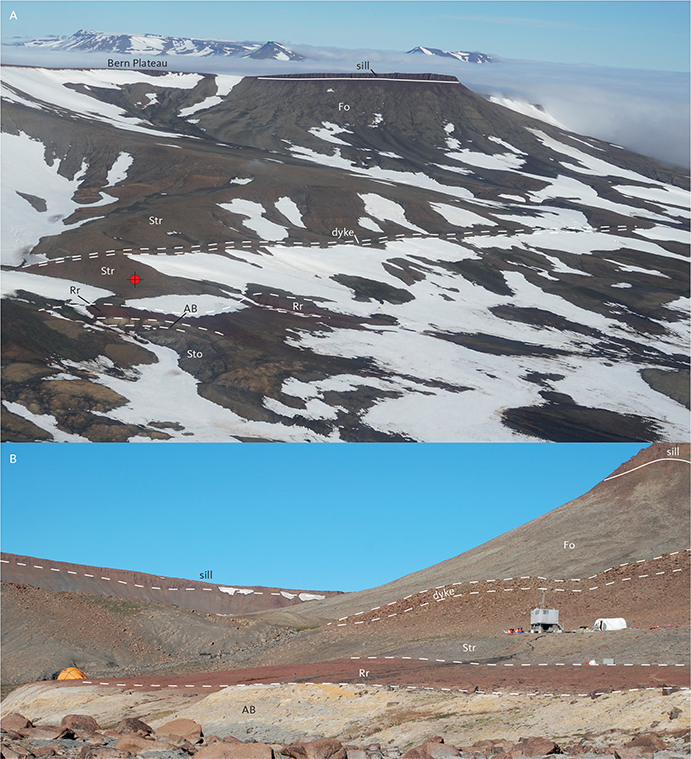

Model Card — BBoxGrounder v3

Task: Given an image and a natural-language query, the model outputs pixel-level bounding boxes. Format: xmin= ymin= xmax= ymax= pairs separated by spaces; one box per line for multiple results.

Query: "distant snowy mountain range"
xmin=407 ymin=46 xmax=494 ymax=63
xmin=5 ymin=30 xmax=305 ymax=60
xmin=4 ymin=30 xmax=493 ymax=63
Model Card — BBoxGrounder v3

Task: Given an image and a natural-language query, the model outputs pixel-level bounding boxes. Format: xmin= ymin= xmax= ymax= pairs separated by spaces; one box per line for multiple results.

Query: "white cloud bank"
xmin=3 ymin=45 xmax=688 ymax=168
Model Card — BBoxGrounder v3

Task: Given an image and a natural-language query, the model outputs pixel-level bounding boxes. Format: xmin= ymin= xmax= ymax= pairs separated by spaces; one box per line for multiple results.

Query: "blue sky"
xmin=2 ymin=1 xmax=689 ymax=72
xmin=1 ymin=443 xmax=646 ymax=592
xmin=3 ymin=1 xmax=688 ymax=166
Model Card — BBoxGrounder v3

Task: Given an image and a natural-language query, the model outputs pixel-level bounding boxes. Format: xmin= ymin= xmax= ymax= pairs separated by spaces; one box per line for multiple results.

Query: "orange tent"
xmin=57 ymin=667 xmax=86 ymax=680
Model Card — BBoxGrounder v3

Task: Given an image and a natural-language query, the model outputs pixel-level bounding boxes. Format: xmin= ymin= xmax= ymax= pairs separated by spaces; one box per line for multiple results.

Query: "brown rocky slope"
xmin=266 ymin=443 xmax=690 ymax=625
xmin=0 ymin=554 xmax=340 ymax=616
xmin=1 ymin=444 xmax=688 ymax=687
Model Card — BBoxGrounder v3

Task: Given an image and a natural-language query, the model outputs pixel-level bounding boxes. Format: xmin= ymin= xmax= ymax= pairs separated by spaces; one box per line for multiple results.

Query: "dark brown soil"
xmin=37 ymin=655 xmax=690 ymax=697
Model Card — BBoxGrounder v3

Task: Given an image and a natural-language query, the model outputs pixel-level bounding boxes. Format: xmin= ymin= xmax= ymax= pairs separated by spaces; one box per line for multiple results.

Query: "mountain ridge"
xmin=0 ymin=553 xmax=342 ymax=616
xmin=2 ymin=66 xmax=688 ymax=443
xmin=245 ymin=41 xmax=304 ymax=61
xmin=4 ymin=30 xmax=304 ymax=61
xmin=5 ymin=31 xmax=496 ymax=65
xmin=407 ymin=46 xmax=494 ymax=63
xmin=258 ymin=442 xmax=690 ymax=623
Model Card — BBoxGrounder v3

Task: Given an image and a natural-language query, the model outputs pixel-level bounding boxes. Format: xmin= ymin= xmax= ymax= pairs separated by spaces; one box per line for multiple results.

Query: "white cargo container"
xmin=593 ymin=617 xmax=627 ymax=631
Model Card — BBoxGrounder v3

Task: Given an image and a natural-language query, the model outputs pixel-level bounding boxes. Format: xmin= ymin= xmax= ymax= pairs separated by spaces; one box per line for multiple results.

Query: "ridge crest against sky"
xmin=3 ymin=2 xmax=689 ymax=167
xmin=2 ymin=1 xmax=689 ymax=73
xmin=1 ymin=443 xmax=649 ymax=592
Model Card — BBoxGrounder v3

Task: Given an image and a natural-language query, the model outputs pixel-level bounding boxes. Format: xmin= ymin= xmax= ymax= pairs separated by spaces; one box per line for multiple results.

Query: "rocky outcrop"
xmin=282 ymin=740 xmax=346 ymax=759
xmin=60 ymin=716 xmax=101 ymax=734
xmin=1 ymin=715 xmax=34 ymax=733
xmin=514 ymin=737 xmax=562 ymax=757
xmin=196 ymin=745 xmax=273 ymax=759
xmin=113 ymin=719 xmax=153 ymax=737
xmin=1 ymin=710 xmax=687 ymax=759
xmin=156 ymin=719 xmax=204 ymax=744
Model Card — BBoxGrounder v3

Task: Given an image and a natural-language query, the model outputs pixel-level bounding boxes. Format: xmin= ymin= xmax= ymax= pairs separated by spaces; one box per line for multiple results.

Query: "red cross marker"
xmin=130 ymin=273 xmax=141 ymax=286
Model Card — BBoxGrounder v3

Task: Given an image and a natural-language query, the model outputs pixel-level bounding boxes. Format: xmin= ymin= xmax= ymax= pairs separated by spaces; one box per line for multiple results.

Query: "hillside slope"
xmin=0 ymin=554 xmax=340 ymax=615
xmin=1 ymin=444 xmax=688 ymax=684
xmin=265 ymin=442 xmax=690 ymax=623
xmin=0 ymin=581 xmax=295 ymax=684
xmin=2 ymin=68 xmax=689 ymax=442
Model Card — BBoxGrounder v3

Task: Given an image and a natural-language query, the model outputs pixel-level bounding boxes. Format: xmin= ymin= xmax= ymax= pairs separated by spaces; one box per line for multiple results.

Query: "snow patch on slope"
xmin=359 ymin=194 xmax=426 ymax=232
xmin=309 ymin=122 xmax=352 ymax=145
xmin=124 ymin=293 xmax=245 ymax=314
xmin=2 ymin=68 xmax=196 ymax=137
xmin=215 ymin=74 xmax=244 ymax=96
xmin=488 ymin=135 xmax=523 ymax=153
xmin=106 ymin=152 xmax=133 ymax=185
xmin=446 ymin=148 xmax=525 ymax=171
xmin=615 ymin=184 xmax=690 ymax=211
xmin=526 ymin=173 xmax=670 ymax=223
xmin=67 ymin=335 xmax=332 ymax=441
xmin=358 ymin=217 xmax=383 ymax=233
xmin=177 ymin=75 xmax=242 ymax=116
xmin=287 ymin=144 xmax=491 ymax=203
xmin=2 ymin=401 xmax=90 ymax=442
xmin=179 ymin=96 xmax=223 ymax=117
xmin=219 ymin=199 xmax=289 ymax=240
xmin=2 ymin=269 xmax=114 ymax=301
xmin=489 ymin=97 xmax=565 ymax=127
xmin=275 ymin=197 xmax=305 ymax=228
xmin=528 ymin=128 xmax=661 ymax=184
xmin=2 ymin=131 xmax=103 ymax=265
xmin=430 ymin=203 xmax=496 ymax=227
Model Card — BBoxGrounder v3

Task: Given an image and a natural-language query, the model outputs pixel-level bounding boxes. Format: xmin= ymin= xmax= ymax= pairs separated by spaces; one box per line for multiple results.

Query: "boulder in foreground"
xmin=114 ymin=718 xmax=153 ymax=736
xmin=1 ymin=714 xmax=34 ymax=733
xmin=156 ymin=718 xmax=203 ymax=744
xmin=60 ymin=715 xmax=101 ymax=734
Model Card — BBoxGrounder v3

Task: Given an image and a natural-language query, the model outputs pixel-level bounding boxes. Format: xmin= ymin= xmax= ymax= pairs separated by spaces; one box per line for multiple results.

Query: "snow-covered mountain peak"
xmin=5 ymin=29 xmax=268 ymax=58
xmin=407 ymin=46 xmax=494 ymax=63
xmin=243 ymin=41 xmax=304 ymax=61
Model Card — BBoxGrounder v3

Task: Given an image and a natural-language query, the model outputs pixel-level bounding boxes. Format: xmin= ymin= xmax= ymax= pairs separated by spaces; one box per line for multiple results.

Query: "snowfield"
xmin=122 ymin=293 xmax=246 ymax=314
xmin=118 ymin=224 xmax=689 ymax=441
xmin=2 ymin=269 xmax=114 ymax=301
xmin=218 ymin=199 xmax=289 ymax=240
xmin=1 ymin=131 xmax=106 ymax=266
xmin=2 ymin=68 xmax=198 ymax=137
xmin=2 ymin=64 xmax=689 ymax=442
xmin=53 ymin=336 xmax=338 ymax=442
